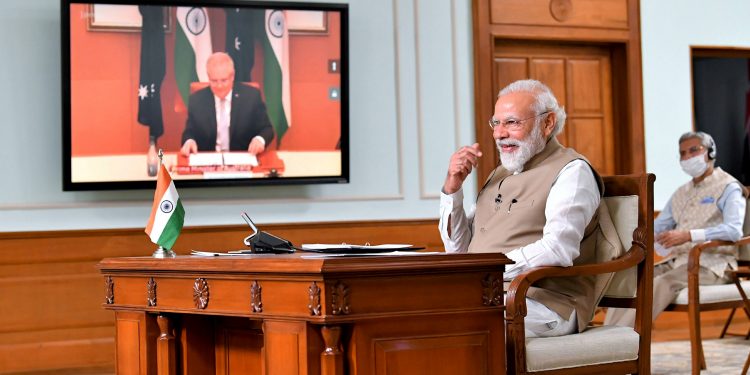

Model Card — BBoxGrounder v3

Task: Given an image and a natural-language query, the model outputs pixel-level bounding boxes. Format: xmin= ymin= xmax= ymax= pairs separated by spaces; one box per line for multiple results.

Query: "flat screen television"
xmin=61 ymin=0 xmax=348 ymax=190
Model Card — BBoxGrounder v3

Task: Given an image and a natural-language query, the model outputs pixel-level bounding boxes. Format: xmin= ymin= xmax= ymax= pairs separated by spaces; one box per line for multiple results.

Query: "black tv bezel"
xmin=61 ymin=0 xmax=349 ymax=191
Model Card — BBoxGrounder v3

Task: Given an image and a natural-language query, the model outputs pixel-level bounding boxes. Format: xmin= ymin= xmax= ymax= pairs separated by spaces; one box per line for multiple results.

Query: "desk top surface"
xmin=99 ymin=252 xmax=512 ymax=275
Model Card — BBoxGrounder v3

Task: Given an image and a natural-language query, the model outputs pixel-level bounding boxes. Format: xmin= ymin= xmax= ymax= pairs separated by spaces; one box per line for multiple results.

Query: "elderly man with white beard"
xmin=438 ymin=79 xmax=604 ymax=338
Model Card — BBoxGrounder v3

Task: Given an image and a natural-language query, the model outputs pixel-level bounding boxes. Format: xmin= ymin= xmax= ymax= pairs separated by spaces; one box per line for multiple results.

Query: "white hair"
xmin=498 ymin=79 xmax=567 ymax=138
xmin=679 ymin=131 xmax=716 ymax=160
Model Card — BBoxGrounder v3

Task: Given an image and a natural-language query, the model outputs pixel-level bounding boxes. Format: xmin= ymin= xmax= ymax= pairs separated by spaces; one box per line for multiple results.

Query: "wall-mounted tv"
xmin=62 ymin=0 xmax=348 ymax=190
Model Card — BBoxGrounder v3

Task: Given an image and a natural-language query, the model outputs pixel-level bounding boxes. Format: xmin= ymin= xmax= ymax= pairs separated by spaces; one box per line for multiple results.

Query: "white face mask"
xmin=680 ymin=154 xmax=708 ymax=178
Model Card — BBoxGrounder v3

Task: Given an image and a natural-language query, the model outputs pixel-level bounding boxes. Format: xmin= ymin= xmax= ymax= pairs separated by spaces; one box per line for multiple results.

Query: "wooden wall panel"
xmin=263 ymin=320 xmax=305 ymax=375
xmin=492 ymin=57 xmax=528 ymax=97
xmin=489 ymin=0 xmax=629 ymax=29
xmin=565 ymin=54 xmax=615 ymax=174
xmin=3 ymin=273 xmax=111 ymax=331
xmin=529 ymin=59 xmax=566 ymax=107
xmin=529 ymin=58 xmax=568 ymax=144
xmin=567 ymin=59 xmax=603 ymax=113
xmin=352 ymin=311 xmax=504 ymax=374
xmin=215 ymin=318 xmax=264 ymax=375
xmin=569 ymin=118 xmax=606 ymax=168
xmin=0 ymin=219 xmax=441 ymax=374
xmin=374 ymin=334 xmax=488 ymax=375
xmin=180 ymin=315 xmax=217 ymax=375
xmin=116 ymin=318 xmax=144 ymax=375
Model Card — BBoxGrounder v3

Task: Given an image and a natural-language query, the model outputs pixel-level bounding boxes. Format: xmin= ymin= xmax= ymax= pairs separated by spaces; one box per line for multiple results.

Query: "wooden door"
xmin=491 ymin=41 xmax=616 ymax=176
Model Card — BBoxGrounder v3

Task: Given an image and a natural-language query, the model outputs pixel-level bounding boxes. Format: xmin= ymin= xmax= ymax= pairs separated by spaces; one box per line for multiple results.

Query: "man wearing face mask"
xmin=439 ymin=79 xmax=608 ymax=338
xmin=606 ymin=131 xmax=747 ymax=327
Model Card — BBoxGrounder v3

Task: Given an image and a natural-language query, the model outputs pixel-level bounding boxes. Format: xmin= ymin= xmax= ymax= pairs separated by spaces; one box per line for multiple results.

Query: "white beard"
xmin=496 ymin=124 xmax=546 ymax=173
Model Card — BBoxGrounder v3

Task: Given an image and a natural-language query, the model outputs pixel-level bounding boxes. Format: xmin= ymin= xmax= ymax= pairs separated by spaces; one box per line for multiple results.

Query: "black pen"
xmin=507 ymin=198 xmax=518 ymax=213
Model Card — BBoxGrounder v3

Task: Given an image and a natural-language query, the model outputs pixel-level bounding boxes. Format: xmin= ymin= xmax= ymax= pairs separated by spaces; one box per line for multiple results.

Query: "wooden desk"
xmin=98 ymin=253 xmax=509 ymax=375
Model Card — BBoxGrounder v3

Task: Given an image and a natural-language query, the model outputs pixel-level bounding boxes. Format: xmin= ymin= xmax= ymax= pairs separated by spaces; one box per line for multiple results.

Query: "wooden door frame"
xmin=472 ymin=0 xmax=645 ymax=185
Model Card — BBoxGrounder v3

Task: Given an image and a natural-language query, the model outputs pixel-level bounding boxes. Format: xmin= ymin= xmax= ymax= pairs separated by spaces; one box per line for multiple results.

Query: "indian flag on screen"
xmin=145 ymin=164 xmax=185 ymax=250
xmin=174 ymin=6 xmax=213 ymax=107
xmin=262 ymin=9 xmax=291 ymax=146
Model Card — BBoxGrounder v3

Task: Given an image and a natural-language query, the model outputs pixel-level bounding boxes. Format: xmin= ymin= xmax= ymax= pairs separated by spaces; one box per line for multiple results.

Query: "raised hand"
xmin=443 ymin=143 xmax=482 ymax=194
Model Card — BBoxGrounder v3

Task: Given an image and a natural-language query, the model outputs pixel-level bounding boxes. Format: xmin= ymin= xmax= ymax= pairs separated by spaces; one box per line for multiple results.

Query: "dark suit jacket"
xmin=182 ymin=84 xmax=275 ymax=151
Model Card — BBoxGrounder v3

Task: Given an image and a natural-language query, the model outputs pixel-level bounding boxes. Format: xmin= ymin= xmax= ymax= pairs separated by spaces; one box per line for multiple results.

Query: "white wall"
xmin=641 ymin=0 xmax=750 ymax=208
xmin=5 ymin=0 xmax=744 ymax=231
xmin=0 ymin=0 xmax=478 ymax=231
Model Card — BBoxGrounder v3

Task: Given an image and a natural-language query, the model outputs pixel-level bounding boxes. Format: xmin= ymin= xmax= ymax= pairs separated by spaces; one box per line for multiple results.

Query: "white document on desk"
xmin=190 ymin=250 xmax=246 ymax=256
xmin=189 ymin=153 xmax=224 ymax=166
xmin=223 ymin=152 xmax=258 ymax=166
xmin=301 ymin=251 xmax=441 ymax=258
xmin=301 ymin=244 xmax=414 ymax=250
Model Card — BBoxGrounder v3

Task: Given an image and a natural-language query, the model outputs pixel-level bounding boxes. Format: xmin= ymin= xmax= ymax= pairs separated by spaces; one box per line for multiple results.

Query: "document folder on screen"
xmin=189 ymin=152 xmax=258 ymax=167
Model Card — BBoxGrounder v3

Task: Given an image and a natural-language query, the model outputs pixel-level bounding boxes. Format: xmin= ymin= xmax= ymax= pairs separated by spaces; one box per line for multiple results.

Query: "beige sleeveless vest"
xmin=469 ymin=138 xmax=604 ymax=332
xmin=669 ymin=167 xmax=746 ymax=274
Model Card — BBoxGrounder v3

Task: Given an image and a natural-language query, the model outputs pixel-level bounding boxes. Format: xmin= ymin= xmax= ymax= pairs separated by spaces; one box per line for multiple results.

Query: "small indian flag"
xmin=145 ymin=164 xmax=185 ymax=250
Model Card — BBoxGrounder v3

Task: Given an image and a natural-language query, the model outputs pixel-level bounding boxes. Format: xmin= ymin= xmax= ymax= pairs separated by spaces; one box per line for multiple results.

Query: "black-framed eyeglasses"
xmin=489 ymin=111 xmax=550 ymax=131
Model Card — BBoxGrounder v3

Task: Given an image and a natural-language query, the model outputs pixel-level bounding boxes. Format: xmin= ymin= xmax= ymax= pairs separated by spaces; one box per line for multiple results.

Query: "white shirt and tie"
xmin=213 ymin=90 xmax=265 ymax=152
xmin=215 ymin=92 xmax=231 ymax=151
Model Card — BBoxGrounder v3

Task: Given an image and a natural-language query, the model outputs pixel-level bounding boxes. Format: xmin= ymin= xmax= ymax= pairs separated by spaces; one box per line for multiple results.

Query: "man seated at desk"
xmin=439 ymin=79 xmax=606 ymax=337
xmin=180 ymin=52 xmax=275 ymax=156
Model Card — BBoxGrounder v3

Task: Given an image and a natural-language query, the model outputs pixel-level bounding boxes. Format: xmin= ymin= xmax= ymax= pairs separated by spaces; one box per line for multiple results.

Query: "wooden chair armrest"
xmin=687 ymin=236 xmax=750 ymax=272
xmin=505 ymin=243 xmax=646 ymax=320
xmin=504 ymin=228 xmax=647 ymax=375
xmin=681 ymin=236 xmax=750 ymax=306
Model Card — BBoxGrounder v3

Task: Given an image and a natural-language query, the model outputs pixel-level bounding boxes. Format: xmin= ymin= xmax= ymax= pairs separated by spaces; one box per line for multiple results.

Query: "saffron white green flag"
xmin=174 ymin=6 xmax=213 ymax=106
xmin=262 ymin=9 xmax=291 ymax=145
xmin=145 ymin=164 xmax=185 ymax=250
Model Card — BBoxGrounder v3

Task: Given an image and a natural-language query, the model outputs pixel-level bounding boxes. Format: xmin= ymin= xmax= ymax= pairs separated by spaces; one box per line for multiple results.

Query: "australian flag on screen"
xmin=137 ymin=6 xmax=166 ymax=139
xmin=225 ymin=8 xmax=258 ymax=83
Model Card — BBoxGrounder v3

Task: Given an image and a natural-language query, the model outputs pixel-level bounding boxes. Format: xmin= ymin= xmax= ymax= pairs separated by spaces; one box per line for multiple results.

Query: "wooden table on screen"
xmin=71 ymin=151 xmax=341 ymax=182
xmin=98 ymin=252 xmax=509 ymax=375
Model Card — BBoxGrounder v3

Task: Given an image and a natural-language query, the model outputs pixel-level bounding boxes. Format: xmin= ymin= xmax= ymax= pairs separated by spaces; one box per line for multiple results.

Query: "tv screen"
xmin=62 ymin=0 xmax=348 ymax=190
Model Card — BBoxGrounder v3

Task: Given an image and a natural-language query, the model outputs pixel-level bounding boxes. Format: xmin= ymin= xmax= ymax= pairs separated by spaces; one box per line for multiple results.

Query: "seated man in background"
xmin=180 ymin=52 xmax=274 ymax=156
xmin=606 ymin=131 xmax=747 ymax=326
xmin=439 ymin=79 xmax=605 ymax=337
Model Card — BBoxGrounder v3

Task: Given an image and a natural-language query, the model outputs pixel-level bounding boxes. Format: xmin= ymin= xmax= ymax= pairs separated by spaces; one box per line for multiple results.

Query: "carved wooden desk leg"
xmin=157 ymin=315 xmax=176 ymax=375
xmin=320 ymin=326 xmax=344 ymax=375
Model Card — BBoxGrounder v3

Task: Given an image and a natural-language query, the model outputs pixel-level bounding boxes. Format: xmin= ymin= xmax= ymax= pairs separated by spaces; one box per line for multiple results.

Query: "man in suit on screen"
xmin=180 ymin=52 xmax=274 ymax=156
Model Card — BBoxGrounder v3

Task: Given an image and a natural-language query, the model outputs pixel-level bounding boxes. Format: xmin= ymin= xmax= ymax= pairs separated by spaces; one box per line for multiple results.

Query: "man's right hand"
xmin=443 ymin=143 xmax=482 ymax=194
xmin=180 ymin=139 xmax=198 ymax=156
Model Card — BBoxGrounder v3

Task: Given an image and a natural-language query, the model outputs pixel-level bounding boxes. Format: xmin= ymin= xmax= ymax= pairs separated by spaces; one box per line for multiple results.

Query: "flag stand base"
xmin=152 ymin=246 xmax=176 ymax=258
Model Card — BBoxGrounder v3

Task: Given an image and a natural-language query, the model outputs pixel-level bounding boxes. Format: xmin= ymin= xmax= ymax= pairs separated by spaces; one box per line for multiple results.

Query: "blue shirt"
xmin=655 ymin=182 xmax=746 ymax=242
